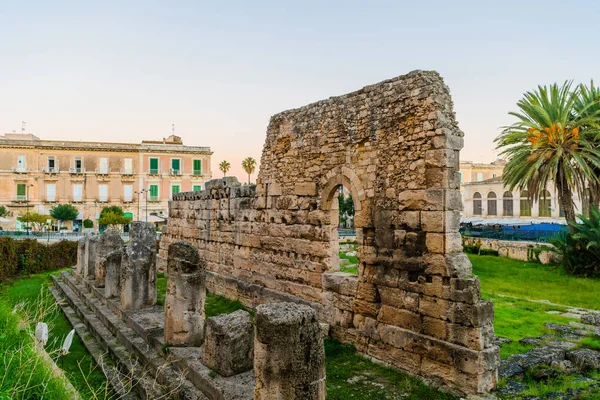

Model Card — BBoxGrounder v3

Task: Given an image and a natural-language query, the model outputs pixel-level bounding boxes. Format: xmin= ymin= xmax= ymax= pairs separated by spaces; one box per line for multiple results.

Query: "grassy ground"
xmin=0 ymin=271 xmax=113 ymax=400
xmin=339 ymin=242 xmax=359 ymax=274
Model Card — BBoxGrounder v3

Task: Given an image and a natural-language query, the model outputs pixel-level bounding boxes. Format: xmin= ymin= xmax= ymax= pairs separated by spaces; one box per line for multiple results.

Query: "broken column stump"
xmin=254 ymin=302 xmax=326 ymax=400
xmin=202 ymin=310 xmax=254 ymax=376
xmin=95 ymin=229 xmax=124 ymax=288
xmin=76 ymin=236 xmax=86 ymax=276
xmin=164 ymin=241 xmax=206 ymax=346
xmin=120 ymin=222 xmax=157 ymax=310
xmin=83 ymin=233 xmax=99 ymax=281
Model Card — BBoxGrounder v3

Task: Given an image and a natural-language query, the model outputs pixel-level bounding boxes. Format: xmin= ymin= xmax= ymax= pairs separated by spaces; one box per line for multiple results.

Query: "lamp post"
xmin=26 ymin=183 xmax=34 ymax=235
xmin=144 ymin=188 xmax=149 ymax=222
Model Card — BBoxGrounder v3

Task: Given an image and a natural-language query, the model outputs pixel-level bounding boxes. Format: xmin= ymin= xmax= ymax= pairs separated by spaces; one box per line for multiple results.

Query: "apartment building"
xmin=0 ymin=133 xmax=212 ymax=231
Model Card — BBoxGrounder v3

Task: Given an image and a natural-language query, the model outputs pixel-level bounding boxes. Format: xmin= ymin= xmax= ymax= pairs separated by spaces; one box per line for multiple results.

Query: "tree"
xmin=100 ymin=206 xmax=124 ymax=218
xmin=0 ymin=205 xmax=9 ymax=218
xmin=50 ymin=204 xmax=79 ymax=230
xmin=83 ymin=219 xmax=94 ymax=229
xmin=219 ymin=160 xmax=231 ymax=177
xmin=495 ymin=82 xmax=600 ymax=227
xmin=18 ymin=212 xmax=51 ymax=232
xmin=241 ymin=157 xmax=257 ymax=184
xmin=575 ymin=81 xmax=600 ymax=208
xmin=98 ymin=212 xmax=131 ymax=230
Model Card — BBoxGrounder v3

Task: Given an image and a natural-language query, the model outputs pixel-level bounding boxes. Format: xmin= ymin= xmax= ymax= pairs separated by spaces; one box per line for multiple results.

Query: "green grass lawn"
xmin=339 ymin=243 xmax=359 ymax=274
xmin=470 ymin=254 xmax=600 ymax=357
xmin=0 ymin=271 xmax=112 ymax=400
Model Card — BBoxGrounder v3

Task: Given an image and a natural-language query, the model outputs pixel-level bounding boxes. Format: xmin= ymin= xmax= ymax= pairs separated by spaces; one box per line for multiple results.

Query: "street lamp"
xmin=26 ymin=183 xmax=34 ymax=234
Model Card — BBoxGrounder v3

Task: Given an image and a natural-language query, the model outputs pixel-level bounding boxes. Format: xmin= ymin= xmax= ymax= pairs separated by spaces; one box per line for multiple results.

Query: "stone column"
xmin=95 ymin=229 xmax=124 ymax=290
xmin=83 ymin=233 xmax=99 ymax=281
xmin=164 ymin=241 xmax=206 ymax=346
xmin=76 ymin=236 xmax=86 ymax=276
xmin=254 ymin=302 xmax=325 ymax=400
xmin=120 ymin=222 xmax=157 ymax=310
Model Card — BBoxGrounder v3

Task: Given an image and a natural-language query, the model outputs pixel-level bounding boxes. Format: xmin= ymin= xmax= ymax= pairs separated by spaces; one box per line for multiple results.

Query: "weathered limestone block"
xmin=254 ymin=302 xmax=325 ymax=400
xmin=120 ymin=222 xmax=157 ymax=310
xmin=76 ymin=236 xmax=86 ymax=276
xmin=164 ymin=241 xmax=205 ymax=346
xmin=95 ymin=229 xmax=124 ymax=288
xmin=83 ymin=233 xmax=99 ymax=280
xmin=201 ymin=310 xmax=254 ymax=376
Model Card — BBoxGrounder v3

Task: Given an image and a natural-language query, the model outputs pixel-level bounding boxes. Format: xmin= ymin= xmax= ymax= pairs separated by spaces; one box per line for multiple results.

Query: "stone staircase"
xmin=50 ymin=269 xmax=254 ymax=400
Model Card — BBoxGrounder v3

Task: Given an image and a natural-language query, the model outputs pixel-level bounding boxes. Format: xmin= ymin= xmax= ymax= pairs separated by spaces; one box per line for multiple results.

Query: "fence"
xmin=0 ymin=230 xmax=134 ymax=242
xmin=459 ymin=226 xmax=566 ymax=243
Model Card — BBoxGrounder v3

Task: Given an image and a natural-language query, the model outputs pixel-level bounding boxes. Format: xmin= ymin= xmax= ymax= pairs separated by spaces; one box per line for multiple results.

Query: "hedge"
xmin=0 ymin=238 xmax=77 ymax=281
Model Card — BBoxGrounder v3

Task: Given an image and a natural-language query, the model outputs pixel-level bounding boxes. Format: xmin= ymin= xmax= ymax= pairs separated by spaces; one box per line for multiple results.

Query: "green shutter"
xmin=193 ymin=185 xmax=201 ymax=192
xmin=172 ymin=159 xmax=180 ymax=170
xmin=172 ymin=185 xmax=180 ymax=194
xmin=193 ymin=160 xmax=201 ymax=174
xmin=17 ymin=184 xmax=26 ymax=196
xmin=150 ymin=158 xmax=158 ymax=172
xmin=149 ymin=185 xmax=158 ymax=197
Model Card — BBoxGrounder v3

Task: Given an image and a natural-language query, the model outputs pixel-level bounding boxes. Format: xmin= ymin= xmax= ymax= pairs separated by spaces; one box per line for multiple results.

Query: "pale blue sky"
xmin=1 ymin=1 xmax=599 ymax=179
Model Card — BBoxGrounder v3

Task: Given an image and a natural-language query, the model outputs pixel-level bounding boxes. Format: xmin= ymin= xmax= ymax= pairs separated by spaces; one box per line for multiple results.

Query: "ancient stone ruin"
xmin=121 ymin=221 xmax=157 ymax=310
xmin=159 ymin=70 xmax=499 ymax=394
xmin=164 ymin=241 xmax=206 ymax=346
xmin=254 ymin=302 xmax=326 ymax=400
xmin=95 ymin=229 xmax=124 ymax=288
xmin=83 ymin=233 xmax=98 ymax=281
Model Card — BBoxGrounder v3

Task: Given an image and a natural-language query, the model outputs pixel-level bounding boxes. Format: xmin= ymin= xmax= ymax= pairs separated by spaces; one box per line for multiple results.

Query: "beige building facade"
xmin=0 ymin=133 xmax=212 ymax=231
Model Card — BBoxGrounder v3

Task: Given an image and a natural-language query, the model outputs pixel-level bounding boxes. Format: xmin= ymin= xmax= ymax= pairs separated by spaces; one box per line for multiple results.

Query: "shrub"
xmin=549 ymin=206 xmax=600 ymax=277
xmin=479 ymin=249 xmax=499 ymax=256
xmin=0 ymin=238 xmax=77 ymax=281
xmin=83 ymin=219 xmax=93 ymax=228
xmin=463 ymin=244 xmax=480 ymax=254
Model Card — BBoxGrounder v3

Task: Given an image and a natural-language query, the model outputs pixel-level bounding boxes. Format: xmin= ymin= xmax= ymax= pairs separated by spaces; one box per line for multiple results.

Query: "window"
xmin=492 ymin=173 xmax=497 ymax=178
xmin=458 ymin=171 xmax=463 ymax=183
xmin=149 ymin=184 xmax=159 ymax=201
xmin=171 ymin=185 xmax=180 ymax=198
xmin=193 ymin=160 xmax=202 ymax=175
xmin=73 ymin=184 xmax=83 ymax=202
xmin=98 ymin=184 xmax=108 ymax=202
xmin=99 ymin=157 xmax=109 ymax=174
xmin=123 ymin=158 xmax=133 ymax=174
xmin=193 ymin=185 xmax=202 ymax=192
xmin=503 ymin=191 xmax=513 ymax=216
xmin=17 ymin=155 xmax=27 ymax=171
xmin=16 ymin=183 xmax=26 ymax=201
xmin=539 ymin=189 xmax=552 ymax=217
xmin=473 ymin=192 xmax=482 ymax=215
xmin=46 ymin=184 xmax=56 ymax=202
xmin=149 ymin=158 xmax=159 ymax=174
xmin=73 ymin=157 xmax=83 ymax=173
xmin=47 ymin=156 xmax=56 ymax=172
xmin=171 ymin=159 xmax=181 ymax=175
xmin=520 ymin=190 xmax=532 ymax=217
xmin=476 ymin=172 xmax=483 ymax=182
xmin=123 ymin=184 xmax=133 ymax=202
xmin=487 ymin=192 xmax=497 ymax=216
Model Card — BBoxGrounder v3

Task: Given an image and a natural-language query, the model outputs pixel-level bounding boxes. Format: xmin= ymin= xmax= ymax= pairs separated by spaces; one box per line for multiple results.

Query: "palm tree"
xmin=219 ymin=160 xmax=231 ymax=177
xmin=495 ymin=82 xmax=600 ymax=227
xmin=241 ymin=157 xmax=257 ymax=184
xmin=575 ymin=81 xmax=600 ymax=208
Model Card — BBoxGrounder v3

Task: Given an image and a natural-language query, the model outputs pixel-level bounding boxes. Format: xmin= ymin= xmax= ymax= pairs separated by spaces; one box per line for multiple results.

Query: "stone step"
xmin=52 ymin=274 xmax=209 ymax=400
xmin=55 ymin=271 xmax=253 ymax=400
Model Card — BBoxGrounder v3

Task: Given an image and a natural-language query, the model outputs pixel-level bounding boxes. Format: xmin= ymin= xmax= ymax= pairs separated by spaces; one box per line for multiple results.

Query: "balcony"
xmin=12 ymin=167 xmax=29 ymax=173
xmin=95 ymin=168 xmax=111 ymax=175
xmin=121 ymin=169 xmax=134 ymax=175
xmin=192 ymin=170 xmax=203 ymax=177
xmin=11 ymin=195 xmax=28 ymax=203
xmin=122 ymin=197 xmax=134 ymax=203
xmin=96 ymin=197 xmax=110 ymax=203
xmin=169 ymin=169 xmax=182 ymax=176
xmin=148 ymin=168 xmax=160 ymax=176
xmin=43 ymin=197 xmax=57 ymax=203
xmin=43 ymin=167 xmax=60 ymax=174
xmin=70 ymin=196 xmax=84 ymax=203
xmin=69 ymin=167 xmax=85 ymax=174
xmin=148 ymin=195 xmax=161 ymax=203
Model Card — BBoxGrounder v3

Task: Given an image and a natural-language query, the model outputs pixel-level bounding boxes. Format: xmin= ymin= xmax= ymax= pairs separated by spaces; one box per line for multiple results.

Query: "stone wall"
xmin=462 ymin=237 xmax=558 ymax=265
xmin=159 ymin=70 xmax=498 ymax=395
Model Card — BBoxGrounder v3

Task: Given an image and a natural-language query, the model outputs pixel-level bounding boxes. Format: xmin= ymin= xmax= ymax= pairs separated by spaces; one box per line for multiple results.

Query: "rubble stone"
xmin=201 ymin=310 xmax=253 ymax=376
xmin=76 ymin=236 xmax=86 ymax=276
xmin=164 ymin=241 xmax=205 ymax=346
xmin=83 ymin=233 xmax=99 ymax=281
xmin=567 ymin=349 xmax=600 ymax=370
xmin=95 ymin=229 xmax=124 ymax=288
xmin=254 ymin=302 xmax=325 ymax=400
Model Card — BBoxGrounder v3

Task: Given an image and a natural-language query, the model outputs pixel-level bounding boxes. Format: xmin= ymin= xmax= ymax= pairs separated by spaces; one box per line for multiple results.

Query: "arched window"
xmin=487 ymin=192 xmax=497 ymax=216
xmin=539 ymin=189 xmax=552 ymax=217
xmin=520 ymin=190 xmax=532 ymax=217
xmin=503 ymin=191 xmax=513 ymax=216
xmin=473 ymin=192 xmax=482 ymax=215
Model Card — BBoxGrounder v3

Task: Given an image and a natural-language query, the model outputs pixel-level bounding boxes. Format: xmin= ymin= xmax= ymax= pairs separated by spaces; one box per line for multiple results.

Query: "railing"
xmin=96 ymin=197 xmax=109 ymax=203
xmin=149 ymin=168 xmax=160 ymax=175
xmin=0 ymin=230 xmax=138 ymax=241
xmin=169 ymin=169 xmax=181 ymax=175
xmin=148 ymin=195 xmax=160 ymax=202
xmin=43 ymin=167 xmax=60 ymax=173
xmin=69 ymin=167 xmax=85 ymax=174
xmin=11 ymin=195 xmax=28 ymax=202
xmin=12 ymin=167 xmax=28 ymax=173
xmin=459 ymin=227 xmax=566 ymax=243
xmin=121 ymin=169 xmax=134 ymax=175
xmin=43 ymin=197 xmax=57 ymax=203
xmin=338 ymin=228 xmax=356 ymax=237
xmin=95 ymin=168 xmax=110 ymax=174
xmin=122 ymin=197 xmax=134 ymax=203
xmin=70 ymin=196 xmax=84 ymax=203
xmin=192 ymin=170 xmax=203 ymax=176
